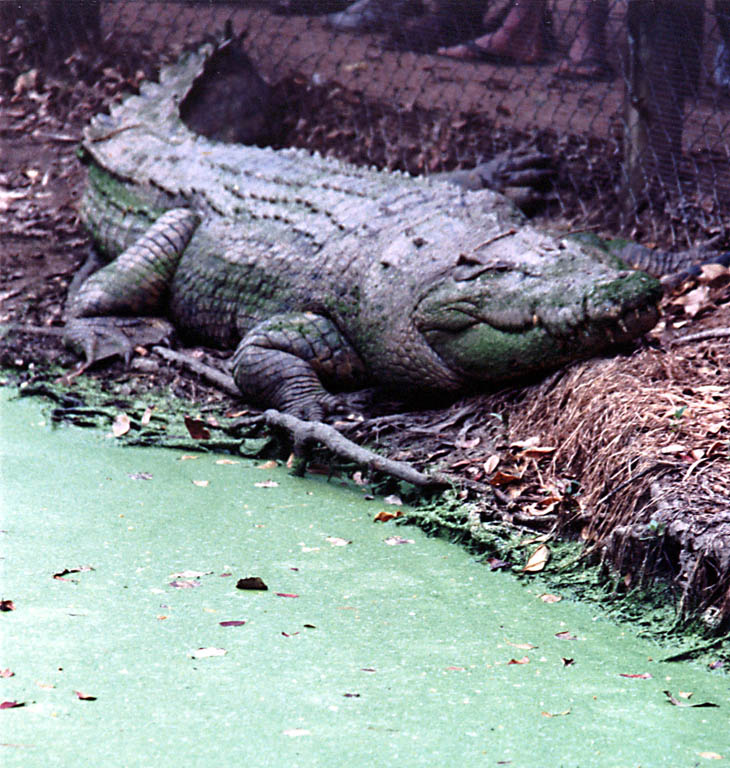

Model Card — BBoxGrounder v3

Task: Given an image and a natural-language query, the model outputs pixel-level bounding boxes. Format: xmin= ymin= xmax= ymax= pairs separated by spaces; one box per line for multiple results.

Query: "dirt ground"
xmin=1 ymin=6 xmax=729 ymax=633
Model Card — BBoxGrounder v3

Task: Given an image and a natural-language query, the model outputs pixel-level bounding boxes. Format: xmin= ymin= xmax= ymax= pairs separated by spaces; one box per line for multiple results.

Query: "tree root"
xmin=264 ymin=409 xmax=452 ymax=488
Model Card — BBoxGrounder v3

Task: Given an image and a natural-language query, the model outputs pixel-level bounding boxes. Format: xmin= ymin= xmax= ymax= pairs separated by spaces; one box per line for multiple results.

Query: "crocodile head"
xmin=414 ymin=238 xmax=662 ymax=385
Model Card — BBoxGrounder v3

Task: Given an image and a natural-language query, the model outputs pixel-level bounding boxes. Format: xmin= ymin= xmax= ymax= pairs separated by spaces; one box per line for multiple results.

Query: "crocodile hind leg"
xmin=231 ymin=312 xmax=369 ymax=420
xmin=64 ymin=208 xmax=199 ymax=366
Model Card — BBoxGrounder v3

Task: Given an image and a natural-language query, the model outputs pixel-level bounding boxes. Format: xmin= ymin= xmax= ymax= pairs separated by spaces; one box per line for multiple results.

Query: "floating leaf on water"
xmin=541 ymin=709 xmax=570 ymax=718
xmin=236 ymin=577 xmax=268 ymax=591
xmin=168 ymin=580 xmax=201 ymax=589
xmin=283 ymin=728 xmax=310 ymax=738
xmin=53 ymin=565 xmax=94 ymax=580
xmin=192 ymin=479 xmax=209 ymax=487
xmin=254 ymin=480 xmax=279 ymax=488
xmin=0 ymin=599 xmax=15 ymax=612
xmin=505 ymin=640 xmax=537 ymax=650
xmin=256 ymin=460 xmax=278 ymax=469
xmin=508 ymin=656 xmax=530 ymax=665
xmin=220 ymin=620 xmax=246 ymax=627
xmin=179 ymin=454 xmax=198 ymax=461
xmin=128 ymin=472 xmax=153 ymax=481
xmin=539 ymin=593 xmax=562 ymax=603
xmin=561 ymin=658 xmax=574 ymax=667
xmin=169 ymin=570 xmax=212 ymax=579
xmin=325 ymin=536 xmax=351 ymax=547
xmin=74 ymin=691 xmax=97 ymax=701
xmin=445 ymin=666 xmax=465 ymax=671
xmin=189 ymin=647 xmax=226 ymax=659
xmin=276 ymin=593 xmax=299 ymax=598
xmin=555 ymin=631 xmax=577 ymax=641
xmin=384 ymin=536 xmax=414 ymax=546
xmin=620 ymin=672 xmax=652 ymax=679
xmin=215 ymin=459 xmax=239 ymax=465
xmin=0 ymin=701 xmax=25 ymax=709
xmin=664 ymin=690 xmax=718 ymax=708
xmin=0 ymin=669 xmax=14 ymax=678
xmin=698 ymin=752 xmax=723 ymax=760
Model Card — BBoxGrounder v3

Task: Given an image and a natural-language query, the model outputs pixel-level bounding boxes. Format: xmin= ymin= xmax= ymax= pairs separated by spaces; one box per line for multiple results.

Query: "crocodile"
xmin=67 ymin=40 xmax=663 ymax=419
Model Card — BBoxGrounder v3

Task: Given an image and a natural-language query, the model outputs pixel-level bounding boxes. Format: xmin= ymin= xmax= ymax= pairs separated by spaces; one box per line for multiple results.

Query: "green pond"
xmin=0 ymin=391 xmax=727 ymax=767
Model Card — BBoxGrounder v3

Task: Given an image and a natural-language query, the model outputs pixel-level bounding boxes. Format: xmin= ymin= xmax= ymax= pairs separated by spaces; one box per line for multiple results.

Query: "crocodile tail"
xmin=68 ymin=209 xmax=199 ymax=319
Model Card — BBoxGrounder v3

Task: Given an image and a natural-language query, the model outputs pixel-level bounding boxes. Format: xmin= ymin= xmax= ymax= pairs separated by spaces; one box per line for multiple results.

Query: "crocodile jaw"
xmin=417 ymin=270 xmax=661 ymax=384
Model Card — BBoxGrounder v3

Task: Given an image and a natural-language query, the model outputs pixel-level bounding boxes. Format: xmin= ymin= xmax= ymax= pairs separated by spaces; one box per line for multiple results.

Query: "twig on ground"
xmin=671 ymin=327 xmax=730 ymax=345
xmin=151 ymin=345 xmax=239 ymax=396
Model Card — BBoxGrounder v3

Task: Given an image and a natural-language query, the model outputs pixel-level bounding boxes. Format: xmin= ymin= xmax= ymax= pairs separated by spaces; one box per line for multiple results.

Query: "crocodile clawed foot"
xmin=63 ymin=316 xmax=176 ymax=369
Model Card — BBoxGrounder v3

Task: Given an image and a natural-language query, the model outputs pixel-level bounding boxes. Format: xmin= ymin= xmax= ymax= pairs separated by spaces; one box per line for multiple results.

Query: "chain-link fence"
xmin=8 ymin=0 xmax=730 ymax=247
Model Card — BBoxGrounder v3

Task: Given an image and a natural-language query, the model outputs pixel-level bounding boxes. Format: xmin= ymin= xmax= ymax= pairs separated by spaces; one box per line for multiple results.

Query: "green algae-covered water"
xmin=1 ymin=391 xmax=727 ymax=767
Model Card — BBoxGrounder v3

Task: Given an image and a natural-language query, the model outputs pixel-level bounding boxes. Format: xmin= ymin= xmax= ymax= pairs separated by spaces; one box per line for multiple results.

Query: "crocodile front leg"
xmin=231 ymin=312 xmax=369 ymax=420
xmin=64 ymin=208 xmax=198 ymax=365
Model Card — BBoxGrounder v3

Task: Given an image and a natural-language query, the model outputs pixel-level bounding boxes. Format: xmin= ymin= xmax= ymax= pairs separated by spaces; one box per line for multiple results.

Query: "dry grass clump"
xmin=502 ymin=293 xmax=730 ymax=626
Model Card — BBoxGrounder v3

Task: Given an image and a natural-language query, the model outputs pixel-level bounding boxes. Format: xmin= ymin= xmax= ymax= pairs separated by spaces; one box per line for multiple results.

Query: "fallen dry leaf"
xmin=374 ymin=510 xmax=402 ymax=523
xmin=219 ymin=620 xmax=246 ymax=627
xmin=0 ymin=669 xmax=14 ymax=678
xmin=184 ymin=415 xmax=211 ymax=440
xmin=0 ymin=701 xmax=25 ymax=709
xmin=483 ymin=454 xmax=500 ymax=475
xmin=256 ymin=460 xmax=278 ymax=469
xmin=555 ymin=631 xmax=577 ymax=641
xmin=0 ymin=599 xmax=15 ymax=612
xmin=276 ymin=592 xmax=299 ymax=598
xmin=541 ymin=709 xmax=571 ymax=718
xmin=326 ymin=536 xmax=351 ymax=547
xmin=111 ymin=412 xmax=131 ymax=437
xmin=215 ymin=458 xmax=239 ymax=465
xmin=523 ymin=544 xmax=550 ymax=573
xmin=489 ymin=470 xmax=523 ymax=487
xmin=140 ymin=406 xmax=154 ymax=426
xmin=508 ymin=656 xmax=530 ymax=665
xmin=620 ymin=672 xmax=652 ymax=679
xmin=698 ymin=752 xmax=723 ymax=760
xmin=384 ymin=536 xmax=414 ymax=546
xmin=192 ymin=480 xmax=209 ymax=488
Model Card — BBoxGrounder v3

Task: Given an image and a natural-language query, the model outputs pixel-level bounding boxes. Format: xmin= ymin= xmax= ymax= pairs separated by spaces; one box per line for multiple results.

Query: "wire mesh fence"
xmin=7 ymin=0 xmax=730 ymax=248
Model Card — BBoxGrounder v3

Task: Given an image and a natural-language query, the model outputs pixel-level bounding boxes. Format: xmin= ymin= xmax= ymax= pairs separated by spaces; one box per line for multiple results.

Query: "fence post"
xmin=623 ymin=0 xmax=704 ymax=211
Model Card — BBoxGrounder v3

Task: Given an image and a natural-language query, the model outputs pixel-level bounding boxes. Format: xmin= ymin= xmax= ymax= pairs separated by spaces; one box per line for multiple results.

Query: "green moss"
xmin=86 ymin=163 xmax=167 ymax=220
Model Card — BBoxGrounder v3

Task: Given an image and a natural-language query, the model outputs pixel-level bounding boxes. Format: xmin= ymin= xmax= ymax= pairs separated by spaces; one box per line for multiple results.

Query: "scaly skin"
xmin=68 ymin=42 xmax=662 ymax=418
